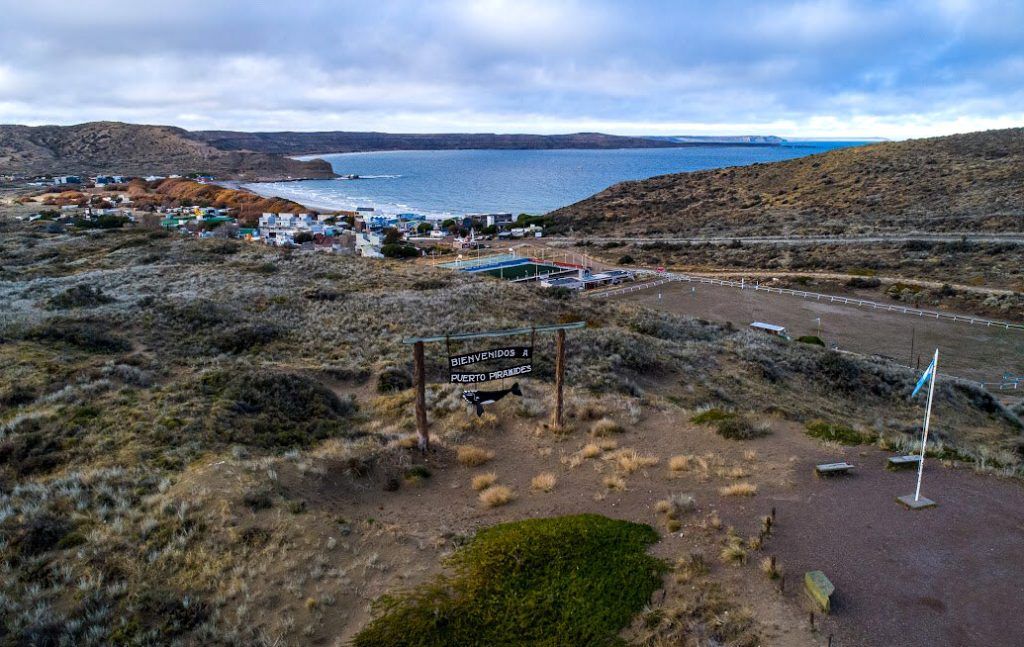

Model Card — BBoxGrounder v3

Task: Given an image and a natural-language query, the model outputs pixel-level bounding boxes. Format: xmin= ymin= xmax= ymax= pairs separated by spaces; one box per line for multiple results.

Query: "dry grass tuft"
xmin=724 ymin=466 xmax=749 ymax=479
xmin=720 ymin=542 xmax=748 ymax=565
xmin=669 ymin=455 xmax=691 ymax=472
xmin=471 ymin=472 xmax=498 ymax=491
xmin=718 ymin=482 xmax=757 ymax=497
xmin=655 ymin=493 xmax=696 ymax=519
xmin=705 ymin=511 xmax=722 ymax=530
xmin=546 ymin=422 xmax=576 ymax=436
xmin=590 ymin=417 xmax=624 ymax=436
xmin=674 ymin=552 xmax=709 ymax=584
xmin=597 ymin=439 xmax=618 ymax=451
xmin=760 ymin=556 xmax=782 ymax=579
xmin=743 ymin=450 xmax=758 ymax=462
xmin=457 ymin=445 xmax=494 ymax=467
xmin=479 ymin=485 xmax=515 ymax=507
xmin=530 ymin=472 xmax=557 ymax=492
xmin=603 ymin=475 xmax=626 ymax=490
xmin=612 ymin=449 xmax=659 ymax=474
xmin=575 ymin=400 xmax=609 ymax=421
xmin=581 ymin=443 xmax=602 ymax=459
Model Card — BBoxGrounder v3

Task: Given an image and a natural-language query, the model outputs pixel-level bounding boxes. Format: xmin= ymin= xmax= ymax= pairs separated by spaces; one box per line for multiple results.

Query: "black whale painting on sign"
xmin=462 ymin=383 xmax=523 ymax=416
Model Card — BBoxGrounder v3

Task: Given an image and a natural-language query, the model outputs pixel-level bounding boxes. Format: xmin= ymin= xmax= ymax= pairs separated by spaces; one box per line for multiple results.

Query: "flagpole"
xmin=914 ymin=349 xmax=939 ymax=502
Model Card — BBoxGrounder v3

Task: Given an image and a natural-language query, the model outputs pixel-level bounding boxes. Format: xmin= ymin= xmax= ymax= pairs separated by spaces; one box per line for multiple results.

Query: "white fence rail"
xmin=588 ymin=270 xmax=1024 ymax=332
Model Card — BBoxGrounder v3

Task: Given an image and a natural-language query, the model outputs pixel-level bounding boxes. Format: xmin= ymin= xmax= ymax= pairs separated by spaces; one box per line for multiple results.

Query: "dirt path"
xmin=551 ymin=233 xmax=1024 ymax=246
xmin=678 ymin=269 xmax=1020 ymax=297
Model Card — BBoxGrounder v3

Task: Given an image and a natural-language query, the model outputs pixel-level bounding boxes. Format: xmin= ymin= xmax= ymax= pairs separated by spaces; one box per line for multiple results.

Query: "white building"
xmin=355 ymin=231 xmax=384 ymax=258
xmin=258 ymin=212 xmax=326 ymax=245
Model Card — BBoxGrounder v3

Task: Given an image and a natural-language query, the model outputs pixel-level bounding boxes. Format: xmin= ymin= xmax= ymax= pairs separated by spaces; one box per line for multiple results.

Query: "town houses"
xmin=12 ymin=170 xmax=544 ymax=257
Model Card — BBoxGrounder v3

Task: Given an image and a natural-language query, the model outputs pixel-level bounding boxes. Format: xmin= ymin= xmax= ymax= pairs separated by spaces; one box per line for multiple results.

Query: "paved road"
xmin=549 ymin=233 xmax=1024 ymax=246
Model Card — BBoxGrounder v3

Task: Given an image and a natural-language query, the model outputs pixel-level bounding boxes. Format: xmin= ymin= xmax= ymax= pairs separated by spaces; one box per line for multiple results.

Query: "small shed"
xmin=750 ymin=322 xmax=789 ymax=338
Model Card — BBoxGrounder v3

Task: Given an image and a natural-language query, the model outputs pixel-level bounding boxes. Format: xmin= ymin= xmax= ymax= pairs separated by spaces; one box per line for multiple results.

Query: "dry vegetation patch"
xmin=471 ymin=472 xmax=498 ymax=491
xmin=719 ymin=482 xmax=758 ymax=497
xmin=456 ymin=445 xmax=495 ymax=467
xmin=479 ymin=485 xmax=516 ymax=507
xmin=530 ymin=472 xmax=557 ymax=492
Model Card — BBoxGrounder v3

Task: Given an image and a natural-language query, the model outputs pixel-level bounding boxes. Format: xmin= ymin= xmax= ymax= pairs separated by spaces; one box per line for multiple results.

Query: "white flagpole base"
xmin=897 ymin=494 xmax=937 ymax=510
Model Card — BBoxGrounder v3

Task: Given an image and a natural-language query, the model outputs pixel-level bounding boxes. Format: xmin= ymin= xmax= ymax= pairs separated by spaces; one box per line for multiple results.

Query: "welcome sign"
xmin=449 ymin=345 xmax=532 ymax=384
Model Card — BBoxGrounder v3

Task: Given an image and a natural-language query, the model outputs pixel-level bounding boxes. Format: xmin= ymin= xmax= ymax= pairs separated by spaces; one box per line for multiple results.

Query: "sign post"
xmin=413 ymin=341 xmax=429 ymax=451
xmin=553 ymin=329 xmax=565 ymax=428
xmin=403 ymin=321 xmax=585 ymax=451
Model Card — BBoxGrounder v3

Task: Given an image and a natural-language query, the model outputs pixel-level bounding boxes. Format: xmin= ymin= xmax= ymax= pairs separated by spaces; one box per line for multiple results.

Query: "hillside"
xmin=0 ymin=210 xmax=1022 ymax=644
xmin=191 ymin=130 xmax=729 ymax=155
xmin=548 ymin=128 xmax=1024 ymax=237
xmin=0 ymin=122 xmax=335 ymax=180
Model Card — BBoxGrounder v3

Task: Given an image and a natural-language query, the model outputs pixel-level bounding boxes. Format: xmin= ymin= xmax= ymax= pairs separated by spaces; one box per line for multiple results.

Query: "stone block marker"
xmin=804 ymin=570 xmax=835 ymax=613
xmin=815 ymin=462 xmax=853 ymax=477
xmin=887 ymin=455 xmax=922 ymax=470
xmin=897 ymin=494 xmax=937 ymax=509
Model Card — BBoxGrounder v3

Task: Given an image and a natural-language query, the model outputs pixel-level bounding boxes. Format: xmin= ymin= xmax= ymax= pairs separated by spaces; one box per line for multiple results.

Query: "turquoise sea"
xmin=246 ymin=142 xmax=871 ymax=217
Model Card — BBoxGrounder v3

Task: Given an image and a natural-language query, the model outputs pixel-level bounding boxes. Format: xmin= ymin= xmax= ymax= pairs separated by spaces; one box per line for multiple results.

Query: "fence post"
xmin=413 ymin=341 xmax=429 ymax=451
xmin=553 ymin=329 xmax=566 ymax=428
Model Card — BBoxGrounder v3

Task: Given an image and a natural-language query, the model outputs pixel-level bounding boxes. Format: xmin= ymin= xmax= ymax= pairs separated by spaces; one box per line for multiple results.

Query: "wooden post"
xmin=413 ymin=341 xmax=429 ymax=452
xmin=553 ymin=329 xmax=566 ymax=427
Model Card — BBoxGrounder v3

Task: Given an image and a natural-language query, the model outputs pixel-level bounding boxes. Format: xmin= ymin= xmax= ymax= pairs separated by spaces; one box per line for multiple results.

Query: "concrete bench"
xmin=805 ymin=570 xmax=835 ymax=613
xmin=887 ymin=455 xmax=922 ymax=469
xmin=815 ymin=462 xmax=853 ymax=476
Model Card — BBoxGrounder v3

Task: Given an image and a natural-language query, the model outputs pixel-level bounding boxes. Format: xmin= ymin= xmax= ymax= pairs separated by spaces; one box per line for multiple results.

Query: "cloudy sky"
xmin=0 ymin=0 xmax=1021 ymax=138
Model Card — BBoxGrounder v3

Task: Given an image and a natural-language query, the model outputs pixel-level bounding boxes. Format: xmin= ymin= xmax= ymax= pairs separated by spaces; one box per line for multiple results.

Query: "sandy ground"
xmin=616 ymin=280 xmax=1024 ymax=385
xmin=174 ymin=382 xmax=1024 ymax=646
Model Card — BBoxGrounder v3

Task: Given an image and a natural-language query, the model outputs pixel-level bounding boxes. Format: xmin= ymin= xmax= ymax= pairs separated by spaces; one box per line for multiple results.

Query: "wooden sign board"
xmin=403 ymin=321 xmax=585 ymax=451
xmin=449 ymin=345 xmax=532 ymax=384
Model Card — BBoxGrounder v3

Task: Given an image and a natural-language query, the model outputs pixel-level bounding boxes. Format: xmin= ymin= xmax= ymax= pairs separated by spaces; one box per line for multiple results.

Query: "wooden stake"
xmin=553 ymin=329 xmax=566 ymax=428
xmin=413 ymin=341 xmax=429 ymax=452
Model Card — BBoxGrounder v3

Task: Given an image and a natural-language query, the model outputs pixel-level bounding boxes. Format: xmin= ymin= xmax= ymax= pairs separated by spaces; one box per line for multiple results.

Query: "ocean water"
xmin=246 ymin=142 xmax=870 ymax=217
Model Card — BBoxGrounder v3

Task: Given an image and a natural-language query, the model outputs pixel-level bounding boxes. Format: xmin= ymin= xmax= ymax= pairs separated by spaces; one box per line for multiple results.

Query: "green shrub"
xmin=691 ymin=408 xmax=734 ymax=424
xmin=45 ymin=285 xmax=114 ymax=310
xmin=11 ymin=514 xmax=75 ymax=557
xmin=353 ymin=514 xmax=666 ymax=647
xmin=208 ymin=323 xmax=282 ymax=354
xmin=381 ymin=243 xmax=420 ymax=259
xmin=715 ymin=416 xmax=768 ymax=440
xmin=845 ymin=276 xmax=881 ymax=289
xmin=816 ymin=352 xmax=861 ymax=391
xmin=243 ymin=488 xmax=274 ymax=511
xmin=24 ymin=319 xmax=131 ymax=353
xmin=805 ymin=419 xmax=876 ymax=445
xmin=201 ymin=369 xmax=357 ymax=448
xmin=796 ymin=335 xmax=825 ymax=346
xmin=378 ymin=366 xmax=413 ymax=393
xmin=405 ymin=465 xmax=432 ymax=480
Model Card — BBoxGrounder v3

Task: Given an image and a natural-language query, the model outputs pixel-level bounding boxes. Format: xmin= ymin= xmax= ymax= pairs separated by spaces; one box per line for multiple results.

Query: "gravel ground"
xmin=769 ymin=449 xmax=1024 ymax=647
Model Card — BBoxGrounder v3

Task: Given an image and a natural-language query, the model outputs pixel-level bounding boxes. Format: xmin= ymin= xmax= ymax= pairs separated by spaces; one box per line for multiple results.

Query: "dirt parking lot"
xmin=617 ymin=281 xmax=1024 ymax=385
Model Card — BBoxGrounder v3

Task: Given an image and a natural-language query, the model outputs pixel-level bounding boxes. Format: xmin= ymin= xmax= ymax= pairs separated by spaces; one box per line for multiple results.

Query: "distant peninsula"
xmin=1 ymin=121 xmax=791 ymax=181
xmin=192 ymin=130 xmax=789 ymax=156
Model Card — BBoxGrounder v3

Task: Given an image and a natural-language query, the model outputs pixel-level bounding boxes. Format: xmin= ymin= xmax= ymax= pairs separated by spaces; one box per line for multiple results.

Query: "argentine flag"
xmin=911 ymin=357 xmax=936 ymax=398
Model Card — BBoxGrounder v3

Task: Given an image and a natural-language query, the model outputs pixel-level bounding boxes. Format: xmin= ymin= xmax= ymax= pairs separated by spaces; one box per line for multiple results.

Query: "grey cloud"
xmin=0 ymin=0 xmax=1020 ymax=137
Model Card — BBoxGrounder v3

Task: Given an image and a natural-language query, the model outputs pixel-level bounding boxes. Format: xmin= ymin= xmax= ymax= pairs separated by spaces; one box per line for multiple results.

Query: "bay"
xmin=245 ymin=142 xmax=870 ymax=217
